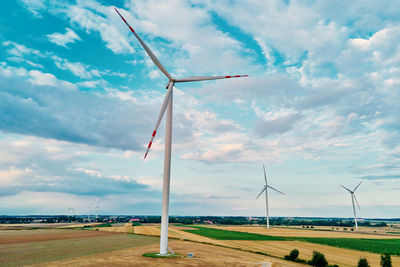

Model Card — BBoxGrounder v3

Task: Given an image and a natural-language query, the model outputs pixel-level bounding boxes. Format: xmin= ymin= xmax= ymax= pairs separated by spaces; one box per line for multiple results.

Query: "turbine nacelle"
xmin=114 ymin=7 xmax=248 ymax=159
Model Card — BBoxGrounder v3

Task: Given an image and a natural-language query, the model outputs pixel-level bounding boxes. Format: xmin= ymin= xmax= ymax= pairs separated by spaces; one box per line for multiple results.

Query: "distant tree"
xmin=289 ymin=249 xmax=299 ymax=260
xmin=309 ymin=251 xmax=328 ymax=267
xmin=284 ymin=249 xmax=299 ymax=261
xmin=380 ymin=253 xmax=392 ymax=267
xmin=358 ymin=257 xmax=370 ymax=267
xmin=182 ymin=218 xmax=193 ymax=224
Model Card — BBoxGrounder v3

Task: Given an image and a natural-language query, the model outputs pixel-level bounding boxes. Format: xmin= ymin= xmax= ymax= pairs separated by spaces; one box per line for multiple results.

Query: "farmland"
xmin=0 ymin=225 xmax=284 ymax=266
xmin=212 ymin=225 xmax=400 ymax=239
xmin=96 ymin=224 xmax=400 ymax=266
xmin=0 ymin=229 xmax=158 ymax=266
xmin=182 ymin=226 xmax=400 ymax=255
xmin=1 ymin=222 xmax=400 ymax=266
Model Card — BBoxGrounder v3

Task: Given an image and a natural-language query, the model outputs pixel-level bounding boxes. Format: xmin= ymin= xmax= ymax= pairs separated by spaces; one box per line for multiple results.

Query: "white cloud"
xmin=28 ymin=70 xmax=77 ymax=90
xmin=18 ymin=0 xmax=46 ymax=17
xmin=65 ymin=3 xmax=134 ymax=54
xmin=47 ymin=28 xmax=81 ymax=48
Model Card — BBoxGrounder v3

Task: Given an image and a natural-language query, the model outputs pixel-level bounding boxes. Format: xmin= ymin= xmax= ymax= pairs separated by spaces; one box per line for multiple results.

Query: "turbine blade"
xmin=175 ymin=75 xmax=248 ymax=83
xmin=353 ymin=193 xmax=361 ymax=210
xmin=114 ymin=8 xmax=172 ymax=80
xmin=340 ymin=185 xmax=352 ymax=193
xmin=144 ymin=84 xmax=173 ymax=159
xmin=263 ymin=164 xmax=268 ymax=185
xmin=353 ymin=181 xmax=363 ymax=192
xmin=256 ymin=187 xmax=266 ymax=199
xmin=267 ymin=185 xmax=285 ymax=195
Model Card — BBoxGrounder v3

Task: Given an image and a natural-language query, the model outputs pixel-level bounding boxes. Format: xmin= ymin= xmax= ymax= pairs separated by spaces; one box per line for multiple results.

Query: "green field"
xmin=297 ymin=237 xmax=400 ymax=255
xmin=0 ymin=233 xmax=158 ymax=267
xmin=184 ymin=226 xmax=400 ymax=255
xmin=184 ymin=226 xmax=285 ymax=240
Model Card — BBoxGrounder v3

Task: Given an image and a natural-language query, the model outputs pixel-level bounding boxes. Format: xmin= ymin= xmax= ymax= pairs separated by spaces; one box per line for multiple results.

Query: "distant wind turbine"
xmin=87 ymin=207 xmax=91 ymax=222
xmin=256 ymin=164 xmax=284 ymax=229
xmin=95 ymin=199 xmax=100 ymax=221
xmin=341 ymin=181 xmax=362 ymax=230
xmin=114 ymin=7 xmax=248 ymax=255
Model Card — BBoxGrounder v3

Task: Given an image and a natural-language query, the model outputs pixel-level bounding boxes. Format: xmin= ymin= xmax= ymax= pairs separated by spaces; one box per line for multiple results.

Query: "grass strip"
xmin=143 ymin=252 xmax=183 ymax=258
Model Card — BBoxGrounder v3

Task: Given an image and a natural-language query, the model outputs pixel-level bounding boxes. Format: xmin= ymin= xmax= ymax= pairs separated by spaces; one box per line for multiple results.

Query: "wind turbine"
xmin=95 ymin=199 xmax=100 ymax=221
xmin=256 ymin=164 xmax=284 ymax=229
xmin=114 ymin=8 xmax=248 ymax=255
xmin=341 ymin=181 xmax=362 ymax=230
xmin=87 ymin=207 xmax=91 ymax=222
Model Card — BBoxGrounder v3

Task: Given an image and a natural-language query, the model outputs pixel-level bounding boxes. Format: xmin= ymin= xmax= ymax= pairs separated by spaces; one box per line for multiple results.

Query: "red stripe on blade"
xmin=128 ymin=26 xmax=135 ymax=33
xmin=144 ymin=153 xmax=148 ymax=159
xmin=147 ymin=141 xmax=152 ymax=148
xmin=225 ymin=76 xmax=231 ymax=78
xmin=152 ymin=130 xmax=156 ymax=137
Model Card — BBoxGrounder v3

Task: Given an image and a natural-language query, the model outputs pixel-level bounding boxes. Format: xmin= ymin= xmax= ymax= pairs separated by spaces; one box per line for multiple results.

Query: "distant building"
xmin=203 ymin=220 xmax=213 ymax=224
xmin=130 ymin=218 xmax=140 ymax=222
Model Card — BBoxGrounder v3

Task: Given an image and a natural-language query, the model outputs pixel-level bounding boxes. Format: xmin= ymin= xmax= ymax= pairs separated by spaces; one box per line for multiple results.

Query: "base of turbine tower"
xmin=142 ymin=252 xmax=182 ymax=258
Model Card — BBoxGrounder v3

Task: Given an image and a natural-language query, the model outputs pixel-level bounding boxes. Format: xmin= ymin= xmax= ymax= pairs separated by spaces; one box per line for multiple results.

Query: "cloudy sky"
xmin=0 ymin=0 xmax=399 ymax=218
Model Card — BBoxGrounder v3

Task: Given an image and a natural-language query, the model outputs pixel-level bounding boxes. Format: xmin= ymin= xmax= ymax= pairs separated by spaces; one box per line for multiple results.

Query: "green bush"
xmin=380 ymin=253 xmax=392 ymax=267
xmin=284 ymin=249 xmax=299 ymax=261
xmin=358 ymin=257 xmax=370 ymax=267
xmin=309 ymin=251 xmax=328 ymax=267
xmin=289 ymin=249 xmax=299 ymax=260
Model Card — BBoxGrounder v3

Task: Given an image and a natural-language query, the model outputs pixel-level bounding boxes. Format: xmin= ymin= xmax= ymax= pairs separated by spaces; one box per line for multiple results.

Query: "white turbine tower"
xmin=341 ymin=181 xmax=362 ymax=230
xmin=256 ymin=164 xmax=284 ymax=229
xmin=95 ymin=199 xmax=100 ymax=221
xmin=114 ymin=8 xmax=248 ymax=255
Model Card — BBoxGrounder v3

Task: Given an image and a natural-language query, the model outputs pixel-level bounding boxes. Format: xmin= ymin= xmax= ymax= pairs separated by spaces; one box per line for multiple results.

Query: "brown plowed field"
xmin=0 ymin=229 xmax=116 ymax=244
xmin=39 ymin=240 xmax=302 ymax=267
xmin=94 ymin=223 xmax=135 ymax=234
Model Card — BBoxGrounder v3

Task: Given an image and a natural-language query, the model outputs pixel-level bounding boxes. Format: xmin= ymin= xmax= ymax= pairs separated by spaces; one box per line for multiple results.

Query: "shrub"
xmin=289 ymin=249 xmax=299 ymax=260
xmin=309 ymin=251 xmax=328 ymax=267
xmin=380 ymin=253 xmax=392 ymax=267
xmin=284 ymin=249 xmax=299 ymax=261
xmin=358 ymin=257 xmax=370 ymax=267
